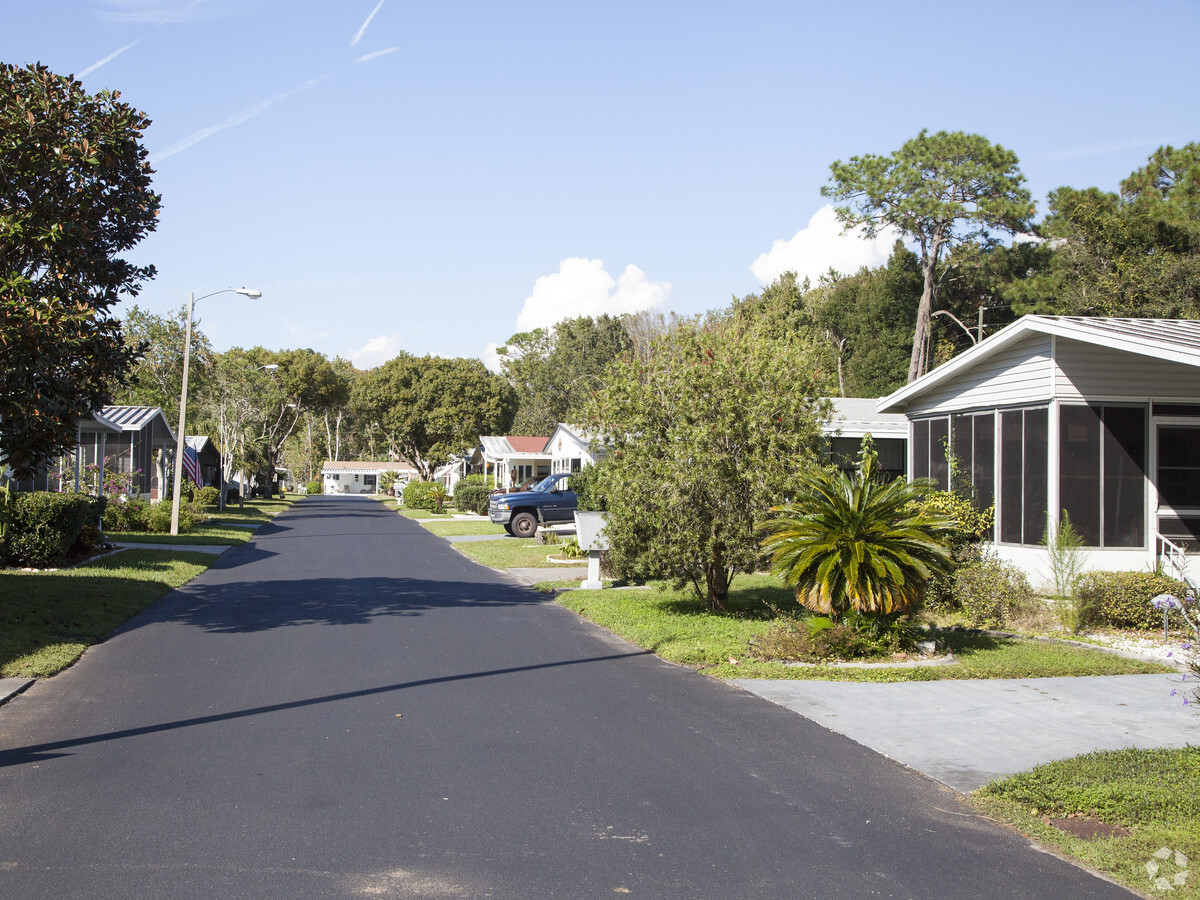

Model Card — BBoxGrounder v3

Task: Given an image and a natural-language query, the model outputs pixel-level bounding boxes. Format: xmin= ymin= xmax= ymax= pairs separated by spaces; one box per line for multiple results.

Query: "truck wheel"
xmin=511 ymin=512 xmax=537 ymax=538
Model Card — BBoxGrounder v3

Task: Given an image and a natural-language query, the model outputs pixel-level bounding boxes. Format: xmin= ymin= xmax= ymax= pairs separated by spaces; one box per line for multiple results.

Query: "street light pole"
xmin=170 ymin=287 xmax=263 ymax=535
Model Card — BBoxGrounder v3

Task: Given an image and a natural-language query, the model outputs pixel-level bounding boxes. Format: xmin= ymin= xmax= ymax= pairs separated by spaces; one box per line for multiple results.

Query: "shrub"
xmin=104 ymin=496 xmax=150 ymax=532
xmin=402 ymin=480 xmax=440 ymax=510
xmin=570 ymin=463 xmax=608 ymax=512
xmin=558 ymin=537 xmax=588 ymax=559
xmin=457 ymin=473 xmax=495 ymax=489
xmin=1076 ymin=570 xmax=1184 ymax=630
xmin=748 ymin=610 xmax=920 ymax=662
xmin=953 ymin=552 xmax=1036 ymax=628
xmin=7 ymin=491 xmax=100 ymax=568
xmin=143 ymin=499 xmax=201 ymax=534
xmin=306 ymin=480 xmax=322 ymax=495
xmin=910 ymin=489 xmax=994 ymax=610
xmin=194 ymin=485 xmax=220 ymax=507
xmin=453 ymin=483 xmax=492 ymax=516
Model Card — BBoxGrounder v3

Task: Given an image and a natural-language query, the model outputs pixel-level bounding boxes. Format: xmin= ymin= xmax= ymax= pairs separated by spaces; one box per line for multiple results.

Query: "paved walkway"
xmin=115 ymin=542 xmax=232 ymax=555
xmin=734 ymin=673 xmax=1200 ymax=792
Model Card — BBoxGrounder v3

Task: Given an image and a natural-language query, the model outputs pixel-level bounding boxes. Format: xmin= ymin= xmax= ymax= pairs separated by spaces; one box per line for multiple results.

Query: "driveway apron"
xmin=0 ymin=496 xmax=1137 ymax=898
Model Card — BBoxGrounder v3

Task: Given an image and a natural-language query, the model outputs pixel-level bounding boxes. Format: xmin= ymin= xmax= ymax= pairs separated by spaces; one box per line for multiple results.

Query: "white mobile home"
xmin=322 ymin=461 xmax=416 ymax=495
xmin=879 ymin=316 xmax=1200 ymax=588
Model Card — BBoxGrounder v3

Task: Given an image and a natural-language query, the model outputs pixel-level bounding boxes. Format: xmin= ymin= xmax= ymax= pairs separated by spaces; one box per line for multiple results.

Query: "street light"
xmin=170 ymin=287 xmax=263 ymax=535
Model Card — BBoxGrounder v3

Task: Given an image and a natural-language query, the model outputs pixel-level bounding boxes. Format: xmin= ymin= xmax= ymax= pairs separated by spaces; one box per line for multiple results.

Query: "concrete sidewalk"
xmin=114 ymin=542 xmax=232 ymax=555
xmin=733 ymin=674 xmax=1200 ymax=792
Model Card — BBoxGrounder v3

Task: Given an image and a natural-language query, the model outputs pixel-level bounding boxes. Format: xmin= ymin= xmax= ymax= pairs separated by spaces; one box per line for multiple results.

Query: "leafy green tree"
xmin=822 ymin=130 xmax=1033 ymax=382
xmin=113 ymin=304 xmax=213 ymax=423
xmin=1015 ymin=144 xmax=1200 ymax=319
xmin=353 ymin=354 xmax=516 ymax=480
xmin=587 ymin=314 xmax=833 ymax=610
xmin=0 ymin=63 xmax=160 ymax=477
xmin=499 ymin=315 xmax=632 ymax=434
xmin=808 ymin=243 xmax=922 ymax=397
xmin=759 ymin=451 xmax=956 ymax=619
xmin=194 ymin=352 xmax=279 ymax=501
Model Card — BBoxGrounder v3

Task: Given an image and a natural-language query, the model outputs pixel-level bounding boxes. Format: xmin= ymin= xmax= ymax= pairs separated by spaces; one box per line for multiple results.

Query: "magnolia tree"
xmin=0 ymin=64 xmax=160 ymax=477
xmin=586 ymin=313 xmax=833 ymax=610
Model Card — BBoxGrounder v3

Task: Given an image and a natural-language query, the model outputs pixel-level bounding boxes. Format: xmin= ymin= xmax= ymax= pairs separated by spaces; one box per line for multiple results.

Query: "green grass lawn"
xmin=397 ymin=507 xmax=455 ymax=520
xmin=452 ymin=536 xmax=578 ymax=569
xmin=418 ymin=519 xmax=507 ymax=537
xmin=553 ymin=574 xmax=1173 ymax=681
xmin=0 ymin=549 xmax=215 ymax=677
xmin=200 ymin=497 xmax=297 ymax=523
xmin=107 ymin=523 xmax=256 ymax=545
xmin=973 ymin=747 xmax=1200 ymax=898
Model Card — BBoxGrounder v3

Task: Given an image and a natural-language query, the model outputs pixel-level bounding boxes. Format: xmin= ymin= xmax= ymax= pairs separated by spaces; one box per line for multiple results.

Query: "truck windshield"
xmin=533 ymin=475 xmax=565 ymax=493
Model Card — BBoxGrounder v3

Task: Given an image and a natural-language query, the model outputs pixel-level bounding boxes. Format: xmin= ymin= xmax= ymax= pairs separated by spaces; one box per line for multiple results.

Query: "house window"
xmin=1058 ymin=405 xmax=1145 ymax=548
xmin=949 ymin=412 xmax=995 ymax=510
xmin=911 ymin=419 xmax=949 ymax=490
xmin=999 ymin=408 xmax=1047 ymax=544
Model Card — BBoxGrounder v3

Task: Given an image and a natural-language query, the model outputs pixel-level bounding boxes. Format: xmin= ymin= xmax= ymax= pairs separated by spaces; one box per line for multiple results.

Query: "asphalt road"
xmin=0 ymin=496 xmax=1136 ymax=898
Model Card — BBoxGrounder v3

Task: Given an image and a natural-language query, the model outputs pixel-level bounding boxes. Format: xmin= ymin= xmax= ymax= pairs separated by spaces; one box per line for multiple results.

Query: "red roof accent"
xmin=507 ymin=435 xmax=550 ymax=453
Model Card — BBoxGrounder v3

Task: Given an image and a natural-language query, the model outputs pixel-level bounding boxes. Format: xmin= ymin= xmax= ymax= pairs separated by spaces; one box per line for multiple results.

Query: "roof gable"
xmin=879 ymin=316 xmax=1200 ymax=413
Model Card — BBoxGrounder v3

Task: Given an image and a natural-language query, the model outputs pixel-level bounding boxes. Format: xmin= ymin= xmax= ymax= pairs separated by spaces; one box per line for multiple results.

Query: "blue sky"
xmin=7 ymin=1 xmax=1200 ymax=370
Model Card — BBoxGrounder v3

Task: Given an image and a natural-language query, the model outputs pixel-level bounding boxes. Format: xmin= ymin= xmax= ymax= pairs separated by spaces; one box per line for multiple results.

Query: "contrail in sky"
xmin=350 ymin=0 xmax=387 ymax=47
xmin=149 ymin=73 xmax=332 ymax=164
xmin=355 ymin=47 xmax=398 ymax=64
xmin=78 ymin=41 xmax=140 ymax=77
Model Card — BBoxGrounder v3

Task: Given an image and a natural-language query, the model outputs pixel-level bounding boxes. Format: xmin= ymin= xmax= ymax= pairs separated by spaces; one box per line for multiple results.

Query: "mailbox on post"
xmin=574 ymin=511 xmax=609 ymax=590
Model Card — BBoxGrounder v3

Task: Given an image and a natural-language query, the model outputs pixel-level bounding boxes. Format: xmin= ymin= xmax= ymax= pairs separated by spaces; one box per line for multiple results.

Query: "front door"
xmin=1156 ymin=424 xmax=1200 ymax=549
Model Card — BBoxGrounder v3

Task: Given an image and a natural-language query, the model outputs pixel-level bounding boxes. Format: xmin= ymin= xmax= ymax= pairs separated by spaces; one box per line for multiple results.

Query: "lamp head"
xmin=236 ymin=288 xmax=263 ymax=299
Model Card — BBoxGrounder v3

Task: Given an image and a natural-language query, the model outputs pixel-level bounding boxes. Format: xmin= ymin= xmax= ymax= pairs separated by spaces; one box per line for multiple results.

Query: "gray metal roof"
xmin=322 ymin=460 xmax=416 ymax=475
xmin=879 ymin=315 xmax=1200 ymax=413
xmin=98 ymin=405 xmax=175 ymax=444
xmin=824 ymin=398 xmax=908 ymax=438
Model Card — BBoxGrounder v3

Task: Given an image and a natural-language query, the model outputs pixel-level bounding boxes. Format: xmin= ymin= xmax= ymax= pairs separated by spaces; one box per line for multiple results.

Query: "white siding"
xmin=905 ymin=335 xmax=1054 ymax=416
xmin=1055 ymin=338 xmax=1200 ymax=400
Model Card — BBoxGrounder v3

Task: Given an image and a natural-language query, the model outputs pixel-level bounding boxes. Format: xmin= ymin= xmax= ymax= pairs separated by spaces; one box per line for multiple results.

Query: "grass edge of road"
xmin=968 ymin=746 xmax=1200 ymax=899
xmin=0 ymin=549 xmax=216 ymax=678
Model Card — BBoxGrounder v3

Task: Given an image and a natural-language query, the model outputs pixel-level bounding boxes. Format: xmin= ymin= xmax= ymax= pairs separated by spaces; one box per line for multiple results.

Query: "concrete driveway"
xmin=734 ymin=673 xmax=1200 ymax=792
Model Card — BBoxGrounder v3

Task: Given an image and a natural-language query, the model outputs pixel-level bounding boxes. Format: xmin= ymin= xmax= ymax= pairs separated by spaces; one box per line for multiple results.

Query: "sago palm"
xmin=760 ymin=453 xmax=957 ymax=619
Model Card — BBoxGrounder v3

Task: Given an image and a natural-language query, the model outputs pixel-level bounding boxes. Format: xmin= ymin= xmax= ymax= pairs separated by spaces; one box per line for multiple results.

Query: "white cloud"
xmin=78 ymin=41 xmax=140 ymax=78
xmin=751 ymin=204 xmax=901 ymax=286
xmin=149 ymin=73 xmax=332 ymax=164
xmin=481 ymin=342 xmax=503 ymax=374
xmin=350 ymin=0 xmax=387 ymax=46
xmin=351 ymin=332 xmax=405 ymax=369
xmin=514 ymin=258 xmax=670 ymax=334
xmin=96 ymin=0 xmax=207 ymax=24
xmin=354 ymin=47 xmax=399 ymax=65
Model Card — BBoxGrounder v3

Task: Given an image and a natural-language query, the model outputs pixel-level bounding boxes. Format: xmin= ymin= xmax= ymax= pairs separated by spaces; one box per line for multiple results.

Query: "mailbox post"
xmin=574 ymin=511 xmax=609 ymax=590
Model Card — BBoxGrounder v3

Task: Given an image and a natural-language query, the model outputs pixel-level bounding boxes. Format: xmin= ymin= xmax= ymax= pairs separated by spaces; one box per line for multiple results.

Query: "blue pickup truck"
xmin=488 ymin=472 xmax=577 ymax=537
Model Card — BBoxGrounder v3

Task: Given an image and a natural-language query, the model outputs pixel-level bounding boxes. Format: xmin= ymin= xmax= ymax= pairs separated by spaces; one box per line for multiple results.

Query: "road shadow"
xmin=0 ymin=650 xmax=650 ymax=767
xmin=138 ymin=572 xmax=548 ymax=634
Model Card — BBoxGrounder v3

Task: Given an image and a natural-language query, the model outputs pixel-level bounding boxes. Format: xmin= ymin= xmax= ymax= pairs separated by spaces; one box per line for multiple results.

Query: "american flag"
xmin=182 ymin=444 xmax=202 ymax=485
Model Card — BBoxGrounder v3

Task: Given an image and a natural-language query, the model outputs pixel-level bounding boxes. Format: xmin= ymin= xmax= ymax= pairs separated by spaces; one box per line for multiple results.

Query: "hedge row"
xmin=453 ymin=483 xmax=492 ymax=516
xmin=6 ymin=492 xmax=106 ymax=568
xmin=1077 ymin=570 xmax=1185 ymax=630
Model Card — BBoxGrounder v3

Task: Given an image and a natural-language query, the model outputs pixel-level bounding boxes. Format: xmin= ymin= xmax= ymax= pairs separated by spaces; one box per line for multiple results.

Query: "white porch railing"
xmin=1157 ymin=531 xmax=1194 ymax=590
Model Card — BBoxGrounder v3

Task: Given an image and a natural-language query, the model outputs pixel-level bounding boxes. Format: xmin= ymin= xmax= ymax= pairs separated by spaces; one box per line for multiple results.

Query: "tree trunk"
xmin=705 ymin=558 xmax=731 ymax=611
xmin=907 ymin=233 xmax=944 ymax=383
